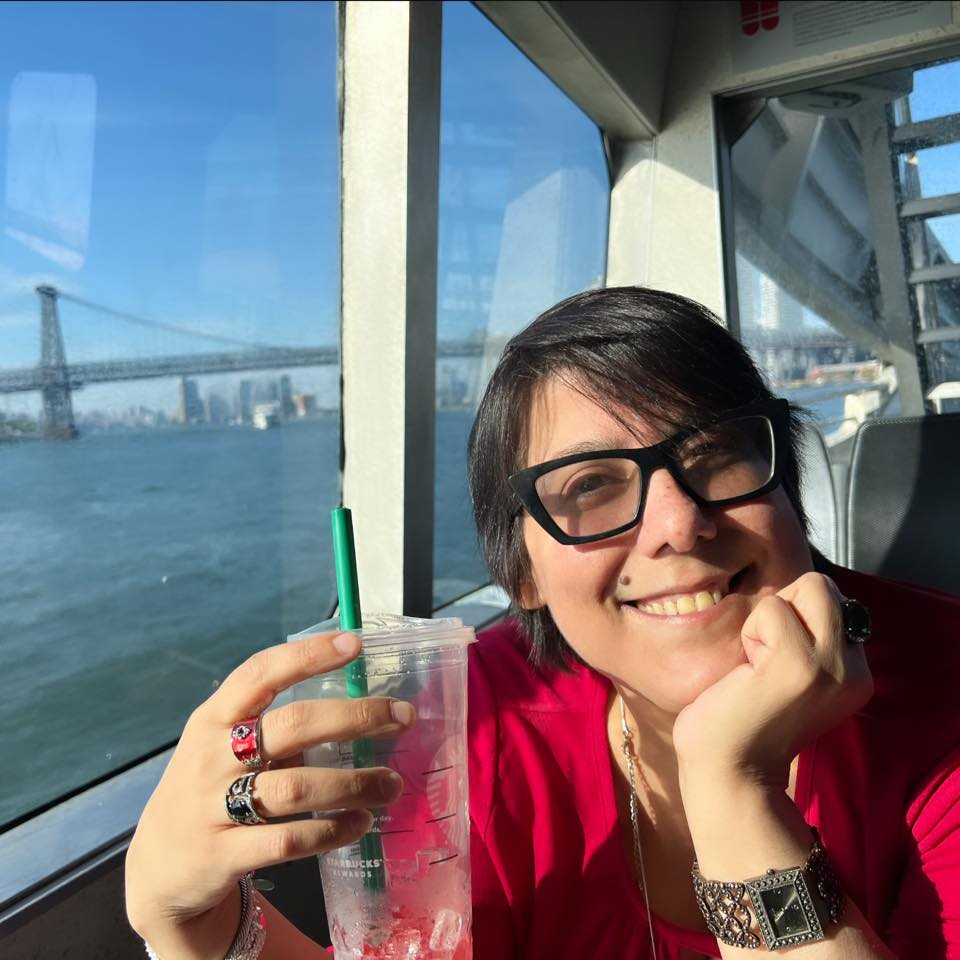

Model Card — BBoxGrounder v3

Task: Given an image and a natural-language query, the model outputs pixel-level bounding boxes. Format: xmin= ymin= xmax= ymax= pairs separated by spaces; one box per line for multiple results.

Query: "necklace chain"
xmin=619 ymin=695 xmax=659 ymax=960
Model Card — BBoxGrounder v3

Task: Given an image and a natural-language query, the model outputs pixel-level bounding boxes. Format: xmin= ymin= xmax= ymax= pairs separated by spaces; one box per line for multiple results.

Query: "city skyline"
xmin=0 ymin=356 xmax=480 ymax=433
xmin=2 ymin=5 xmax=958 ymax=423
xmin=0 ymin=0 xmax=610 ymax=422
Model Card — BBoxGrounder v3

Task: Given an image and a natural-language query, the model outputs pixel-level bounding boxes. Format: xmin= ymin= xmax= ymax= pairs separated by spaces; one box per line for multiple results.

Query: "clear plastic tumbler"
xmin=287 ymin=614 xmax=476 ymax=960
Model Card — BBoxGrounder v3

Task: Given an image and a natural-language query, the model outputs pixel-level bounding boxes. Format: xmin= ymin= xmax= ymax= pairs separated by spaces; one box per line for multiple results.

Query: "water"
xmin=0 ymin=389 xmax=865 ymax=827
xmin=780 ymin=381 xmax=901 ymax=429
xmin=0 ymin=411 xmax=484 ymax=827
xmin=781 ymin=385 xmax=846 ymax=426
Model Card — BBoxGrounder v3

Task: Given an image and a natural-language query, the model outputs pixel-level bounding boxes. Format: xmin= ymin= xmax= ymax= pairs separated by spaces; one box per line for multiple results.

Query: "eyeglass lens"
xmin=533 ymin=415 xmax=775 ymax=539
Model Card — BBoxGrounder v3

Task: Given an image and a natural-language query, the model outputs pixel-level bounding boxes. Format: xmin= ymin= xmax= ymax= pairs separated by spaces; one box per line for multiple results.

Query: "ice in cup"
xmin=288 ymin=614 xmax=476 ymax=960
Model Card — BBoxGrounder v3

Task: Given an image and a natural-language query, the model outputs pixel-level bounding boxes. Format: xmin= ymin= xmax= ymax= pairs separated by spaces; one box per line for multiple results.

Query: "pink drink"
xmin=289 ymin=615 xmax=476 ymax=960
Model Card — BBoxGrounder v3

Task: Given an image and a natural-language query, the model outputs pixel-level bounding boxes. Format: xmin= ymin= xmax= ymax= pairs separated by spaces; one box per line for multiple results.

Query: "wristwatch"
xmin=691 ymin=829 xmax=844 ymax=951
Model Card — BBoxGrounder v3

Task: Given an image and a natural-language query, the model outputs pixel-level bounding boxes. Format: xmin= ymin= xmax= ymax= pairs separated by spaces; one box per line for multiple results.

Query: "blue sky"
xmin=0 ymin=0 xmax=609 ymax=416
xmin=0 ymin=1 xmax=340 ymax=413
xmin=0 ymin=1 xmax=340 ymax=414
xmin=903 ymin=58 xmax=960 ymax=257
xmin=2 ymin=3 xmax=956 ymax=415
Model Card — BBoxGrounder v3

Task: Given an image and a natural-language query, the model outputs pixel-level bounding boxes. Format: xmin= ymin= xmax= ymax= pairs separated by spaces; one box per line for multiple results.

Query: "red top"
xmin=467 ymin=565 xmax=960 ymax=959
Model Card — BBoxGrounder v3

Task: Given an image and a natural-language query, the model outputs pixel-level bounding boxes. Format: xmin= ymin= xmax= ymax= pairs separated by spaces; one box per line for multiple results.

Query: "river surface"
xmin=0 ymin=411 xmax=485 ymax=826
xmin=0 ymin=390 xmax=856 ymax=827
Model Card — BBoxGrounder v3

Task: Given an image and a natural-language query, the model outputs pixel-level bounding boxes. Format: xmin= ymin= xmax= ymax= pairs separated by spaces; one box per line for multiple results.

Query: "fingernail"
xmin=333 ymin=632 xmax=360 ymax=656
xmin=390 ymin=700 xmax=415 ymax=725
xmin=351 ymin=808 xmax=375 ymax=832
xmin=380 ymin=771 xmax=404 ymax=800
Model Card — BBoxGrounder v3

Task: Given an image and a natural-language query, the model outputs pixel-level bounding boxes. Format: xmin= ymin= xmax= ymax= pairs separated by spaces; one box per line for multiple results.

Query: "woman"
xmin=126 ymin=287 xmax=960 ymax=959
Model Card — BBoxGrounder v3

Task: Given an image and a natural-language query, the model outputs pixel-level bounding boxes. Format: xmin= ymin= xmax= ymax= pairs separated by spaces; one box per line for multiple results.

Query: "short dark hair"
xmin=467 ymin=286 xmax=809 ymax=669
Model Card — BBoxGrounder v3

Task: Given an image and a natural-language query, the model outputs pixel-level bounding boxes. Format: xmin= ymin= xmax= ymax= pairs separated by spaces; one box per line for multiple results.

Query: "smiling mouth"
xmin=624 ymin=568 xmax=749 ymax=617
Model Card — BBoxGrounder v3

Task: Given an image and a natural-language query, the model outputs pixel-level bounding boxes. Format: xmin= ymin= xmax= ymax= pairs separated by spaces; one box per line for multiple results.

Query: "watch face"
xmin=748 ymin=869 xmax=825 ymax=949
xmin=758 ymin=882 xmax=811 ymax=937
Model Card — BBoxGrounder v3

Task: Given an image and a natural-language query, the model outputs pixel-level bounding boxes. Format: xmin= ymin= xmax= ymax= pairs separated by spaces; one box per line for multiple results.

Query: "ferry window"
xmin=433 ymin=0 xmax=609 ymax=609
xmin=0 ymin=1 xmax=338 ymax=828
xmin=723 ymin=53 xmax=960 ymax=456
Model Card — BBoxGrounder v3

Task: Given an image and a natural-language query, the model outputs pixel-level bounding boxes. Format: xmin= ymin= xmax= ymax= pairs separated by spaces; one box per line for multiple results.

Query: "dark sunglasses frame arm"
xmin=507 ymin=398 xmax=791 ymax=546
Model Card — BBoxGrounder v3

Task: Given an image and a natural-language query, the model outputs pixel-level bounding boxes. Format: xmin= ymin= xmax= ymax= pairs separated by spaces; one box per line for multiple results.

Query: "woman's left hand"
xmin=672 ymin=571 xmax=874 ymax=791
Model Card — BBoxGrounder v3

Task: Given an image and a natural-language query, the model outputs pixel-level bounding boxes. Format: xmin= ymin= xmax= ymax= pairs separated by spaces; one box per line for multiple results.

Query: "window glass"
xmin=0 ymin=1 xmax=338 ymax=828
xmin=907 ymin=59 xmax=960 ymax=122
xmin=928 ymin=214 xmax=960 ymax=260
xmin=912 ymin=143 xmax=960 ymax=197
xmin=724 ymin=54 xmax=960 ymax=463
xmin=433 ymin=0 xmax=609 ymax=609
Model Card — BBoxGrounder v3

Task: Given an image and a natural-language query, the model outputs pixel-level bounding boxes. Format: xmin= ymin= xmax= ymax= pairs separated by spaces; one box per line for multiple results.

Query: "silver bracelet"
xmin=143 ymin=873 xmax=266 ymax=960
xmin=691 ymin=829 xmax=844 ymax=952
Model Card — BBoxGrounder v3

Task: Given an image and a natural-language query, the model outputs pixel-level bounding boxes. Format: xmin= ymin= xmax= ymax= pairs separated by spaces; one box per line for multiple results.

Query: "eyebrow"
xmin=545 ymin=437 xmax=634 ymax=460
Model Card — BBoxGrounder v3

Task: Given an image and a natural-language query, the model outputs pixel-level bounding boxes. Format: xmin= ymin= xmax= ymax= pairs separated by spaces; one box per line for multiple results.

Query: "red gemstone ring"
xmin=230 ymin=716 xmax=264 ymax=768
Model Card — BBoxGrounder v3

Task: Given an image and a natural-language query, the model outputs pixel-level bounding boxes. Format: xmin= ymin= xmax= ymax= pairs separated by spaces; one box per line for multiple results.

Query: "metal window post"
xmin=340 ymin=0 xmax=442 ymax=617
xmin=857 ymin=103 xmax=927 ymax=415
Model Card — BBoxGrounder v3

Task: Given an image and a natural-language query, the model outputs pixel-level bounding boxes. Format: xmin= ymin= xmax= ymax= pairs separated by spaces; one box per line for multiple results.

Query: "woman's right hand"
xmin=125 ymin=630 xmax=415 ymax=960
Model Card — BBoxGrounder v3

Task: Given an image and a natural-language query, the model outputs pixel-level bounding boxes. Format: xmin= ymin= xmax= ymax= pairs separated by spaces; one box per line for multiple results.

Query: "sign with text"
xmin=731 ymin=1 xmax=954 ymax=74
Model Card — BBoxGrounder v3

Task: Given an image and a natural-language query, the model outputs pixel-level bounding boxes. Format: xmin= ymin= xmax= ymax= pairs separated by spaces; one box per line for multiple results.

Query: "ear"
xmin=519 ymin=576 xmax=544 ymax=610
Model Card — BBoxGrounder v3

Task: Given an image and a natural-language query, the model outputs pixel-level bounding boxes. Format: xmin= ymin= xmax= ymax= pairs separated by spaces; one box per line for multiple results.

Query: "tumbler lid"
xmin=287 ymin=613 xmax=476 ymax=652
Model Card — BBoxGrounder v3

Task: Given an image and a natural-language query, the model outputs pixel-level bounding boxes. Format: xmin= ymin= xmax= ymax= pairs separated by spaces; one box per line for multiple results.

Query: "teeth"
xmin=636 ymin=588 xmax=726 ymax=616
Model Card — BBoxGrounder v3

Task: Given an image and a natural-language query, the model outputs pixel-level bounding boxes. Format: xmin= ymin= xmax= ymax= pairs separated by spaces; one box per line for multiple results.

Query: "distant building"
xmin=294 ymin=393 xmax=317 ymax=417
xmin=757 ymin=273 xmax=803 ymax=333
xmin=254 ymin=380 xmax=278 ymax=405
xmin=437 ymin=362 xmax=469 ymax=408
xmin=236 ymin=380 xmax=254 ymax=423
xmin=280 ymin=375 xmax=296 ymax=419
xmin=736 ymin=254 xmax=757 ymax=327
xmin=178 ymin=377 xmax=203 ymax=423
xmin=205 ymin=392 xmax=230 ymax=424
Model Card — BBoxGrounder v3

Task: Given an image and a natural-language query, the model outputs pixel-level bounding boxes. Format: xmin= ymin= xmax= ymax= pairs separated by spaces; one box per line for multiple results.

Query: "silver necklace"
xmin=619 ymin=694 xmax=659 ymax=960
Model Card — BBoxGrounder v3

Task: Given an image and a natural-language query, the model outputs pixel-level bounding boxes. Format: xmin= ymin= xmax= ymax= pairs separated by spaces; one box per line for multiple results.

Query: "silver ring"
xmin=225 ymin=772 xmax=266 ymax=826
xmin=840 ymin=598 xmax=870 ymax=644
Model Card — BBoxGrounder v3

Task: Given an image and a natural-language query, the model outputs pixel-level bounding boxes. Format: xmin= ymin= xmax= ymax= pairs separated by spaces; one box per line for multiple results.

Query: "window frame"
xmin=714 ymin=44 xmax=960 ymax=420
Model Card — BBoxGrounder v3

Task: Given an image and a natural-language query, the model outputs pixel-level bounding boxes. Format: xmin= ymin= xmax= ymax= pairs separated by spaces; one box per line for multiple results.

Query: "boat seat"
xmin=800 ymin=420 xmax=842 ymax=565
xmin=847 ymin=412 xmax=960 ymax=596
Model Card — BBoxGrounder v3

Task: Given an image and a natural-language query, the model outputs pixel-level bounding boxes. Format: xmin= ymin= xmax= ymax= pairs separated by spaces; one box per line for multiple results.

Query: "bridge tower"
xmin=37 ymin=285 xmax=78 ymax=440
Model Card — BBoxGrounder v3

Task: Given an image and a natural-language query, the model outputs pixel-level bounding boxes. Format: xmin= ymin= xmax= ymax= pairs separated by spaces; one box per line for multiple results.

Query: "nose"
xmin=634 ymin=466 xmax=717 ymax=556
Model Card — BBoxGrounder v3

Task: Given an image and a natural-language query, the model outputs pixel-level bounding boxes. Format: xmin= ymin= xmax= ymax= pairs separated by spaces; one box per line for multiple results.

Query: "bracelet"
xmin=143 ymin=873 xmax=267 ymax=960
xmin=691 ymin=828 xmax=844 ymax=951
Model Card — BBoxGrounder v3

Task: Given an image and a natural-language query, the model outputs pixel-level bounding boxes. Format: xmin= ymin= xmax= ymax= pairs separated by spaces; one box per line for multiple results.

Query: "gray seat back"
xmin=847 ymin=413 xmax=960 ymax=596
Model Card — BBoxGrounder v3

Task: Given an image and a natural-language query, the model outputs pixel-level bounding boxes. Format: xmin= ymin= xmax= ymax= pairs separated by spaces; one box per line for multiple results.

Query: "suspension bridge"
xmin=2 ymin=285 xmax=861 ymax=441
xmin=0 ymin=286 xmax=487 ymax=439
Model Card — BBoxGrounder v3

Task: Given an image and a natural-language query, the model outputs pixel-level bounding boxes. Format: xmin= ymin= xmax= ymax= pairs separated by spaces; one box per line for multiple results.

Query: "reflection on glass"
xmin=725 ymin=53 xmax=960 ymax=468
xmin=0 ymin=1 xmax=338 ymax=828
xmin=433 ymin=0 xmax=610 ymax=609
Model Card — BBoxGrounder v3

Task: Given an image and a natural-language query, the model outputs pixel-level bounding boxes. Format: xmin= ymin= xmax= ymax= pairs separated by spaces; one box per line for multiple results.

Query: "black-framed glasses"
xmin=508 ymin=398 xmax=790 ymax=545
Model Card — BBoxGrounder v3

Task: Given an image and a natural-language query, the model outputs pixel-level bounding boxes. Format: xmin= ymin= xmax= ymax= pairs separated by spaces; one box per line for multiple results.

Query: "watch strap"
xmin=691 ymin=829 xmax=844 ymax=951
xmin=805 ymin=835 xmax=845 ymax=925
xmin=691 ymin=873 xmax=762 ymax=949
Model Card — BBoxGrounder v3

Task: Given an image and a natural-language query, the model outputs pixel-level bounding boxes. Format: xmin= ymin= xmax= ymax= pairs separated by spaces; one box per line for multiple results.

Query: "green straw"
xmin=331 ymin=507 xmax=386 ymax=892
